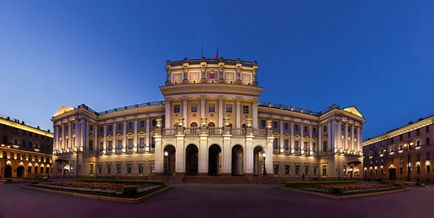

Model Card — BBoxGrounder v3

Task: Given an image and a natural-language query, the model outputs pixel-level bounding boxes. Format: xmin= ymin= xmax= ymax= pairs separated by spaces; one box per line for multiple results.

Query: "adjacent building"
xmin=0 ymin=116 xmax=53 ymax=178
xmin=363 ymin=115 xmax=433 ymax=182
xmin=52 ymin=58 xmax=365 ymax=179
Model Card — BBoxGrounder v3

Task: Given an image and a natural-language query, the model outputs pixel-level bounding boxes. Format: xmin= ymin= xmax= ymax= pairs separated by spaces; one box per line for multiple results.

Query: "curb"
xmin=23 ymin=185 xmax=172 ymax=203
xmin=278 ymin=187 xmax=406 ymax=200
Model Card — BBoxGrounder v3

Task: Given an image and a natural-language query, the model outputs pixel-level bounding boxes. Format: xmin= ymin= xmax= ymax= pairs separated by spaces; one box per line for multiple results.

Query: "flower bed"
xmin=284 ymin=181 xmax=403 ymax=196
xmin=32 ymin=181 xmax=162 ymax=197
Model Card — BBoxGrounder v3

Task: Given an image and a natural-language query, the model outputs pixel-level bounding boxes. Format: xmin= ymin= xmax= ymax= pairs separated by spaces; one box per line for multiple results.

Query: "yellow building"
xmin=52 ymin=58 xmax=364 ymax=180
xmin=0 ymin=116 xmax=53 ymax=178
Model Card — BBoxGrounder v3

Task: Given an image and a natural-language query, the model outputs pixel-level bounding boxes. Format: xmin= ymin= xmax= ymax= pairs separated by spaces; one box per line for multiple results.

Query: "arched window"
xmin=209 ymin=71 xmax=215 ymax=80
xmin=190 ymin=122 xmax=198 ymax=128
xmin=208 ymin=122 xmax=215 ymax=128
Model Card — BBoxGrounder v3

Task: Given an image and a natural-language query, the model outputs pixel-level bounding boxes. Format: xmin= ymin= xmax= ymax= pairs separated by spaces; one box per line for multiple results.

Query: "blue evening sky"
xmin=1 ymin=0 xmax=433 ymax=139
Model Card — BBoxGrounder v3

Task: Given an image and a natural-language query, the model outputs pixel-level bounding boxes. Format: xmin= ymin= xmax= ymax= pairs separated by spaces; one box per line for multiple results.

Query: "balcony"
xmin=160 ymin=127 xmax=270 ymax=137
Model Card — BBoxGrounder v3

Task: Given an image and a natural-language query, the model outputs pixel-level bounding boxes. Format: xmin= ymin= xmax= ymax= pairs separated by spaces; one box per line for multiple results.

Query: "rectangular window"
xmin=99 ymin=142 xmax=104 ymax=152
xmin=108 ymin=141 xmax=113 ymax=151
xmin=139 ymin=138 xmax=145 ymax=149
xmin=304 ymin=165 xmax=309 ymax=175
xmin=426 ymin=138 xmax=431 ymax=146
xmin=117 ymin=123 xmax=123 ymax=132
xmin=273 ymin=139 xmax=278 ymax=150
xmin=116 ymin=164 xmax=122 ymax=174
xmin=226 ymin=104 xmax=233 ymax=113
xmin=127 ymin=164 xmax=132 ymax=174
xmin=273 ymin=165 xmax=279 ymax=175
xmin=128 ymin=138 xmax=133 ymax=149
xmin=261 ymin=120 xmax=267 ymax=128
xmin=243 ymin=105 xmax=249 ymax=114
xmin=173 ymin=104 xmax=181 ymax=113
xmin=322 ymin=165 xmax=327 ymax=176
xmin=284 ymin=139 xmax=289 ymax=150
xmin=89 ymin=164 xmax=94 ymax=174
xmin=284 ymin=123 xmax=289 ymax=131
xmin=313 ymin=166 xmax=317 ymax=176
xmin=323 ymin=141 xmax=328 ymax=152
xmin=295 ymin=165 xmax=300 ymax=175
xmin=416 ymin=129 xmax=420 ymax=136
xmin=98 ymin=165 xmax=102 ymax=174
xmin=285 ymin=165 xmax=290 ymax=175
xmin=209 ymin=104 xmax=215 ymax=113
xmin=191 ymin=104 xmax=198 ymax=113
xmin=117 ymin=140 xmax=123 ymax=150
xmin=427 ymin=165 xmax=431 ymax=174
xmin=294 ymin=124 xmax=299 ymax=132
xmin=107 ymin=164 xmax=112 ymax=174
xmin=272 ymin=121 xmax=278 ymax=129
xmin=294 ymin=141 xmax=299 ymax=151
xmin=128 ymin=122 xmax=133 ymax=131
xmin=140 ymin=120 xmax=145 ymax=128
xmin=139 ymin=163 xmax=144 ymax=174
xmin=426 ymin=125 xmax=430 ymax=133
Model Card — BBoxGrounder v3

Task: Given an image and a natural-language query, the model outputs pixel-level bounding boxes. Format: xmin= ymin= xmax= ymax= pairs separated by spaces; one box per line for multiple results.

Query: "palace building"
xmin=363 ymin=115 xmax=433 ymax=183
xmin=52 ymin=58 xmax=364 ymax=179
xmin=0 ymin=115 xmax=53 ymax=178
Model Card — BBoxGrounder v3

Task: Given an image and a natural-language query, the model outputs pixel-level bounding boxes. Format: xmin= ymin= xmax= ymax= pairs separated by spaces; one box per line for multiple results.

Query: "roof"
xmin=166 ymin=57 xmax=257 ymax=67
xmin=0 ymin=115 xmax=53 ymax=138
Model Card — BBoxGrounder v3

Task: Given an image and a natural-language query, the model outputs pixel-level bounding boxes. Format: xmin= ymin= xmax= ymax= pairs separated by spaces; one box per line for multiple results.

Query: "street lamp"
xmin=262 ymin=152 xmax=267 ymax=176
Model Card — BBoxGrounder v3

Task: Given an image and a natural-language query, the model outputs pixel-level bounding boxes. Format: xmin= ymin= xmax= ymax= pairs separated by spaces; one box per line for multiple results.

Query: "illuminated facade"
xmin=52 ymin=58 xmax=364 ymax=179
xmin=0 ymin=116 xmax=53 ymax=178
xmin=363 ymin=115 xmax=433 ymax=182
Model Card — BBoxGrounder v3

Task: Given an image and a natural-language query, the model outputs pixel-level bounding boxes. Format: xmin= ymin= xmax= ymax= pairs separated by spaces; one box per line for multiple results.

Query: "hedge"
xmin=284 ymin=181 xmax=356 ymax=188
xmin=76 ymin=178 xmax=165 ymax=186
xmin=122 ymin=186 xmax=139 ymax=196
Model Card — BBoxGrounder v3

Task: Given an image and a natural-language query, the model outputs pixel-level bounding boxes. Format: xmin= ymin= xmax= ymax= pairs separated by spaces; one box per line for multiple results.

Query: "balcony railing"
xmin=160 ymin=127 xmax=269 ymax=137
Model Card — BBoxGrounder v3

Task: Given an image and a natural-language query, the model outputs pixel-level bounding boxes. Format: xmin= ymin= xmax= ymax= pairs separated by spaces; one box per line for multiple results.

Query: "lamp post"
xmin=262 ymin=152 xmax=267 ymax=176
xmin=164 ymin=151 xmax=169 ymax=175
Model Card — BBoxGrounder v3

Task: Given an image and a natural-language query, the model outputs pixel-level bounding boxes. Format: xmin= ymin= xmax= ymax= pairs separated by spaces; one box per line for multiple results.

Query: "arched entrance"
xmin=4 ymin=165 xmax=12 ymax=178
xmin=16 ymin=166 xmax=24 ymax=178
xmin=253 ymin=146 xmax=265 ymax=176
xmin=185 ymin=144 xmax=199 ymax=176
xmin=164 ymin=145 xmax=176 ymax=176
xmin=208 ymin=144 xmax=221 ymax=176
xmin=232 ymin=145 xmax=244 ymax=176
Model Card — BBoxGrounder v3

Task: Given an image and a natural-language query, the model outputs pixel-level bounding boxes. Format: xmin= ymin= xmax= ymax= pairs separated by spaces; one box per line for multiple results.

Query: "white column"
xmin=94 ymin=123 xmax=97 ymax=152
xmin=337 ymin=120 xmax=342 ymax=151
xmin=252 ymin=100 xmax=258 ymax=129
xmin=183 ymin=98 xmax=188 ymax=126
xmin=331 ymin=120 xmax=336 ymax=152
xmin=112 ymin=123 xmax=116 ymax=151
xmin=218 ymin=97 xmax=223 ymax=127
xmin=327 ymin=122 xmax=332 ymax=152
xmin=309 ymin=125 xmax=313 ymax=155
xmin=245 ymin=135 xmax=254 ymax=174
xmin=68 ymin=123 xmax=72 ymax=149
xmin=201 ymin=96 xmax=206 ymax=120
xmin=344 ymin=122 xmax=349 ymax=150
xmin=300 ymin=123 xmax=304 ymax=154
xmin=175 ymin=136 xmax=185 ymax=173
xmin=134 ymin=120 xmax=138 ymax=152
xmin=236 ymin=100 xmax=241 ymax=128
xmin=123 ymin=121 xmax=127 ymax=153
xmin=103 ymin=125 xmax=107 ymax=154
xmin=279 ymin=120 xmax=284 ymax=152
xmin=266 ymin=135 xmax=274 ymax=175
xmin=223 ymin=136 xmax=232 ymax=174
xmin=146 ymin=118 xmax=150 ymax=150
xmin=55 ymin=126 xmax=59 ymax=151
xmin=165 ymin=100 xmax=171 ymax=128
xmin=62 ymin=125 xmax=66 ymax=150
xmin=199 ymin=135 xmax=208 ymax=174
xmin=351 ymin=125 xmax=355 ymax=152
xmin=319 ymin=124 xmax=322 ymax=153
xmin=357 ymin=126 xmax=362 ymax=153
xmin=290 ymin=122 xmax=295 ymax=153
xmin=154 ymin=134 xmax=163 ymax=173
xmin=74 ymin=121 xmax=79 ymax=150
xmin=80 ymin=120 xmax=86 ymax=151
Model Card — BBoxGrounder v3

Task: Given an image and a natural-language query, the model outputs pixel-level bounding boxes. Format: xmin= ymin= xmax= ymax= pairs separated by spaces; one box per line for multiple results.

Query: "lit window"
xmin=191 ymin=104 xmax=198 ymax=113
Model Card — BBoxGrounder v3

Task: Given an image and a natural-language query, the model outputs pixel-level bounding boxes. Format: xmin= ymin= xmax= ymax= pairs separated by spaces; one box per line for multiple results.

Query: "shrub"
xmin=284 ymin=180 xmax=355 ymax=188
xmin=329 ymin=187 xmax=343 ymax=195
xmin=76 ymin=178 xmax=164 ymax=186
xmin=122 ymin=186 xmax=138 ymax=196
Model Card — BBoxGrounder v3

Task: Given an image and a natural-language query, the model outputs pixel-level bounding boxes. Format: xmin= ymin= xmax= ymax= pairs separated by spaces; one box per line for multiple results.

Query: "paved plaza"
xmin=0 ymin=183 xmax=433 ymax=218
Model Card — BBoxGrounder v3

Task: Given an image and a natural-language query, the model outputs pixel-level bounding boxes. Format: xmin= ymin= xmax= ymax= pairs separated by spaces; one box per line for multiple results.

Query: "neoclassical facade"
xmin=52 ymin=58 xmax=364 ymax=179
